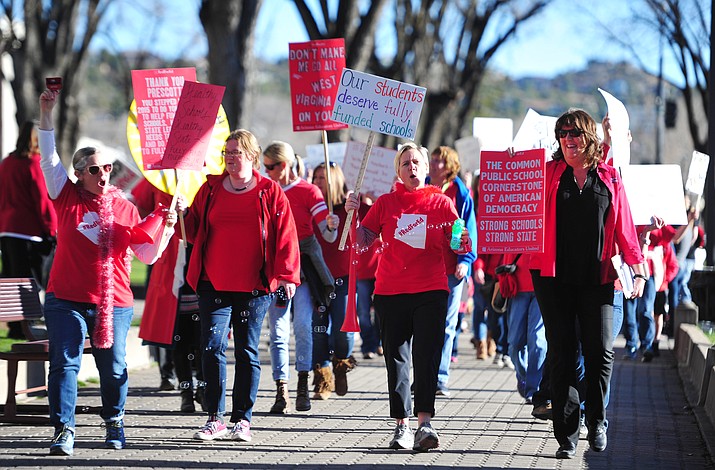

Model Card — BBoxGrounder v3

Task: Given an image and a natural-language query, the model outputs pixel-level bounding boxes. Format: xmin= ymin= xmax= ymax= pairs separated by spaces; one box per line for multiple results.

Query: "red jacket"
xmin=184 ymin=170 xmax=300 ymax=292
xmin=530 ymin=159 xmax=643 ymax=284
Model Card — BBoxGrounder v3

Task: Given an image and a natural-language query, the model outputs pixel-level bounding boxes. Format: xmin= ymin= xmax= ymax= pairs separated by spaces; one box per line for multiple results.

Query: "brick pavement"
xmin=0 ymin=329 xmax=713 ymax=469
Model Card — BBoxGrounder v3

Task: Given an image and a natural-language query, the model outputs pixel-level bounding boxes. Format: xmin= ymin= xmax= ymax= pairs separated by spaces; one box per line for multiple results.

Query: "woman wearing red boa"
xmin=38 ymin=89 xmax=177 ymax=456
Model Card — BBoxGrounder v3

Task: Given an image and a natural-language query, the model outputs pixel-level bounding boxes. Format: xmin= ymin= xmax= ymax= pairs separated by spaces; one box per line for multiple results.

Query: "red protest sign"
xmin=131 ymin=68 xmax=197 ymax=170
xmin=477 ymin=149 xmax=546 ymax=254
xmin=161 ymin=81 xmax=226 ymax=171
xmin=289 ymin=38 xmax=348 ymax=132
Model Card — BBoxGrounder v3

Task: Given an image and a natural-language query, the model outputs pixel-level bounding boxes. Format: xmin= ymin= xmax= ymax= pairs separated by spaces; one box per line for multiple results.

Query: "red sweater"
xmin=361 ymin=183 xmax=459 ymax=295
xmin=184 ymin=171 xmax=300 ymax=292
xmin=0 ymin=152 xmax=57 ymax=239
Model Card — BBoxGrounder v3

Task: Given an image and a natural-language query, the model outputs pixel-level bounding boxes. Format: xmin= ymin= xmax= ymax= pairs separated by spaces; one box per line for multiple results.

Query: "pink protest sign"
xmin=289 ymin=38 xmax=348 ymax=132
xmin=161 ymin=81 xmax=226 ymax=171
xmin=477 ymin=149 xmax=546 ymax=254
xmin=131 ymin=68 xmax=197 ymax=170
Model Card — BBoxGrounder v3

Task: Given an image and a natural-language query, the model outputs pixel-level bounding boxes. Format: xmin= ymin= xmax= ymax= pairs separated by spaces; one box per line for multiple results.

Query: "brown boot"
xmin=312 ymin=365 xmax=333 ymax=400
xmin=332 ymin=356 xmax=357 ymax=396
xmin=487 ymin=332 xmax=497 ymax=357
xmin=269 ymin=380 xmax=290 ymax=414
xmin=295 ymin=371 xmax=311 ymax=411
xmin=476 ymin=340 xmax=488 ymax=360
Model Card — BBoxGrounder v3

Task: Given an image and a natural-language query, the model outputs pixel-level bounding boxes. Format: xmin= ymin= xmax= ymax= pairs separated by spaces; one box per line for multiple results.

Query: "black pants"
xmin=1 ymin=236 xmax=47 ymax=338
xmin=374 ymin=290 xmax=447 ymax=419
xmin=531 ymin=272 xmax=614 ymax=447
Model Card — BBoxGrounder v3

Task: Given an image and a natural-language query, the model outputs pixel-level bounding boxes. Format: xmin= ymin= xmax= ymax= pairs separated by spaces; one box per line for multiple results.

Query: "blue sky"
xmin=93 ymin=0 xmax=692 ymax=85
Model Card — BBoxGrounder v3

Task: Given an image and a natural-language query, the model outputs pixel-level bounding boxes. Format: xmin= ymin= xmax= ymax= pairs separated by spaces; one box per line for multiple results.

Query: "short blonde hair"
xmin=394 ymin=142 xmax=429 ymax=177
xmin=225 ymin=129 xmax=261 ymax=170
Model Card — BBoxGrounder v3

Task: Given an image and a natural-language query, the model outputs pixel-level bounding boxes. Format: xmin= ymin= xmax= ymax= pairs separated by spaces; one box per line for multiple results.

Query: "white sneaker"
xmin=502 ymin=355 xmax=515 ymax=370
xmin=413 ymin=422 xmax=440 ymax=452
xmin=388 ymin=423 xmax=414 ymax=449
xmin=230 ymin=419 xmax=252 ymax=442
xmin=493 ymin=353 xmax=505 ymax=367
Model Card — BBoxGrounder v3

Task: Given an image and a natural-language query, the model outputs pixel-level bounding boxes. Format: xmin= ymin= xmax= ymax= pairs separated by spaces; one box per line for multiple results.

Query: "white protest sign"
xmin=454 ymin=136 xmax=481 ymax=174
xmin=620 ymin=165 xmax=687 ymax=226
xmin=331 ymin=68 xmax=426 ymax=139
xmin=598 ymin=88 xmax=631 ymax=168
xmin=685 ymin=151 xmax=710 ymax=196
xmin=342 ymin=141 xmax=396 ymax=197
xmin=512 ymin=108 xmax=558 ymax=155
xmin=473 ymin=117 xmax=513 ymax=151
xmin=304 ymin=142 xmax=347 ymax=171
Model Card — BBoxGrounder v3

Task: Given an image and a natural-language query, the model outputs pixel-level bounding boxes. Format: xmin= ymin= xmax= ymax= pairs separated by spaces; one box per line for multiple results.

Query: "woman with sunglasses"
xmin=182 ymin=130 xmax=300 ymax=442
xmin=262 ymin=141 xmax=339 ymax=413
xmin=529 ymin=108 xmax=646 ymax=459
xmin=38 ymin=89 xmax=178 ymax=456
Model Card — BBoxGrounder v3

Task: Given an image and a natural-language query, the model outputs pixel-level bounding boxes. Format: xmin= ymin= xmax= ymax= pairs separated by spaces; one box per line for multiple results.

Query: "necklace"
xmin=228 ymin=176 xmax=252 ymax=192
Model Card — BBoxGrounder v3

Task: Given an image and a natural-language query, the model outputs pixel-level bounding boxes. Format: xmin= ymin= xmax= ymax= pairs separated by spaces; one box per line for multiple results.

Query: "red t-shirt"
xmin=284 ymin=179 xmax=328 ymax=240
xmin=315 ymin=204 xmax=348 ymax=278
xmin=48 ymin=184 xmax=139 ymax=306
xmin=201 ymin=186 xmax=263 ymax=291
xmin=360 ymin=184 xmax=459 ymax=295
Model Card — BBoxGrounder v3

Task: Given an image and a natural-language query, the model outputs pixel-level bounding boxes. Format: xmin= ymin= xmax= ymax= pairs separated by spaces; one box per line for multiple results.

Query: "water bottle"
xmin=450 ymin=218 xmax=465 ymax=250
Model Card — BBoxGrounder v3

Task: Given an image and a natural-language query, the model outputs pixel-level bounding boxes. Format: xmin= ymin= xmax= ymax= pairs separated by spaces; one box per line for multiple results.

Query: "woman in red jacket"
xmin=530 ymin=109 xmax=646 ymax=458
xmin=183 ymin=130 xmax=300 ymax=442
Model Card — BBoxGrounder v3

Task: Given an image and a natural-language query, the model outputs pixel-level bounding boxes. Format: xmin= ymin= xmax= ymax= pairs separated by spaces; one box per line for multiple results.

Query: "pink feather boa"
xmin=79 ymin=185 xmax=132 ymax=349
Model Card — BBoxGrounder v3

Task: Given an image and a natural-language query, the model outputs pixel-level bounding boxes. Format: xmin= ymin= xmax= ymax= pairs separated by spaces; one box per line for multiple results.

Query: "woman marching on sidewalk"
xmin=262 ymin=142 xmax=339 ymax=412
xmin=183 ymin=130 xmax=300 ymax=441
xmin=530 ymin=109 xmax=646 ymax=458
xmin=345 ymin=142 xmax=471 ymax=452
xmin=38 ymin=89 xmax=177 ymax=455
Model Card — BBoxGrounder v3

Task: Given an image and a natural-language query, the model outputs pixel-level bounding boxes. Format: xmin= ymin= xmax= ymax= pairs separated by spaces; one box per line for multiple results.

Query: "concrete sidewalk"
xmin=0 ymin=329 xmax=712 ymax=469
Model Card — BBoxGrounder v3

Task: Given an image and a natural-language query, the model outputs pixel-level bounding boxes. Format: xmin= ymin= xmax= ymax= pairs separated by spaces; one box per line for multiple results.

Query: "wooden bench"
xmin=0 ymin=277 xmax=93 ymax=423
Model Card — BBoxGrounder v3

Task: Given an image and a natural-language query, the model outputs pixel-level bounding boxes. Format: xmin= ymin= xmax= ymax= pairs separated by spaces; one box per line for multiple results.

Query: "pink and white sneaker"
xmin=230 ymin=419 xmax=252 ymax=442
xmin=193 ymin=418 xmax=228 ymax=441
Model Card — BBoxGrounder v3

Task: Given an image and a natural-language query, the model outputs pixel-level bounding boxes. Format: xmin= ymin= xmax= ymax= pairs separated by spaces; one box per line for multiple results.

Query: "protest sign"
xmin=620 ymin=164 xmax=688 ymax=226
xmin=477 ymin=149 xmax=546 ymax=254
xmin=685 ymin=151 xmax=710 ymax=196
xmin=454 ymin=136 xmax=481 ymax=174
xmin=598 ymin=88 xmax=631 ymax=168
xmin=331 ymin=68 xmax=426 ymax=139
xmin=342 ymin=141 xmax=396 ymax=197
xmin=473 ymin=117 xmax=513 ymax=151
xmin=289 ymin=39 xmax=348 ymax=132
xmin=162 ymin=81 xmax=225 ymax=171
xmin=512 ymin=108 xmax=558 ymax=155
xmin=304 ymin=142 xmax=347 ymax=170
xmin=131 ymin=68 xmax=196 ymax=170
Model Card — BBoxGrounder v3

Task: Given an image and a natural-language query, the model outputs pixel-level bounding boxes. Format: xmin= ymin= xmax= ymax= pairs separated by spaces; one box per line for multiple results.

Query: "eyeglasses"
xmin=263 ymin=161 xmax=281 ymax=171
xmin=557 ymin=128 xmax=584 ymax=139
xmin=86 ymin=163 xmax=113 ymax=175
xmin=222 ymin=150 xmax=245 ymax=159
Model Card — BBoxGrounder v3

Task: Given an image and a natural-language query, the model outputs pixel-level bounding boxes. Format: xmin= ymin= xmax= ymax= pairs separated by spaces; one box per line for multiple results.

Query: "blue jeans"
xmin=619 ymin=291 xmax=639 ymax=350
xmin=680 ymin=259 xmax=695 ymax=302
xmin=472 ymin=284 xmax=488 ymax=340
xmin=438 ymin=275 xmax=465 ymax=386
xmin=197 ymin=282 xmax=271 ymax=423
xmin=507 ymin=292 xmax=546 ymax=399
xmin=313 ymin=276 xmax=354 ymax=367
xmin=267 ymin=283 xmax=314 ymax=380
xmin=636 ymin=277 xmax=656 ymax=351
xmin=357 ymin=279 xmax=380 ymax=354
xmin=45 ymin=293 xmax=133 ymax=430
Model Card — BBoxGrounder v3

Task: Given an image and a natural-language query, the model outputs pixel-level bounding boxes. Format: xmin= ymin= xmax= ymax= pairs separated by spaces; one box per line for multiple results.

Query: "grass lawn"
xmin=131 ymin=256 xmax=148 ymax=287
xmin=0 ymin=328 xmax=24 ymax=353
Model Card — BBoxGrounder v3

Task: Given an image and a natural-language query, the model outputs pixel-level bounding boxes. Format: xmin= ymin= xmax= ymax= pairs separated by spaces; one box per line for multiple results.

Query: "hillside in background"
xmin=80 ymin=52 xmax=690 ymax=170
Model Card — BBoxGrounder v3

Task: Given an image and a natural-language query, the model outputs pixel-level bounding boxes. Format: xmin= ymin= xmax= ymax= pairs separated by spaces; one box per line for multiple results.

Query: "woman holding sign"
xmin=529 ymin=109 xmax=646 ymax=458
xmin=38 ymin=89 xmax=177 ymax=456
xmin=345 ymin=142 xmax=470 ymax=452
xmin=183 ymin=130 xmax=300 ymax=442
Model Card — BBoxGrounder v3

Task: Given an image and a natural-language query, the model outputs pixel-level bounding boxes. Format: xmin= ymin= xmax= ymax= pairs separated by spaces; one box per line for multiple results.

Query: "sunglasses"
xmin=557 ymin=128 xmax=584 ymax=139
xmin=263 ymin=162 xmax=281 ymax=171
xmin=86 ymin=163 xmax=113 ymax=175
